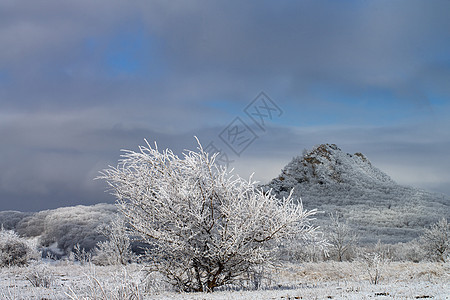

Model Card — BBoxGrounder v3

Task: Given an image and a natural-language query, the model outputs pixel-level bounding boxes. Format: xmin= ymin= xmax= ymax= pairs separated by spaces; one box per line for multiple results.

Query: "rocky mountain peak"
xmin=303 ymin=143 xmax=339 ymax=164
xmin=264 ymin=143 xmax=450 ymax=244
xmin=278 ymin=144 xmax=392 ymax=187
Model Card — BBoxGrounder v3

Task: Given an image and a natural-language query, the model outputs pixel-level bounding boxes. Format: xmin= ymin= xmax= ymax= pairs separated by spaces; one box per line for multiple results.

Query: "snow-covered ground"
xmin=1 ymin=261 xmax=448 ymax=299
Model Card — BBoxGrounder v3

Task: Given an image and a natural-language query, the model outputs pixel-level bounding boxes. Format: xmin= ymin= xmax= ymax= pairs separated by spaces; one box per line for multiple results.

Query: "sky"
xmin=1 ymin=0 xmax=450 ymax=211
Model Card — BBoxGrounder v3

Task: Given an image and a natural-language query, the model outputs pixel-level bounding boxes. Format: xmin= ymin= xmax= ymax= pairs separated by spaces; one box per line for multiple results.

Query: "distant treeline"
xmin=0 ymin=203 xmax=117 ymax=254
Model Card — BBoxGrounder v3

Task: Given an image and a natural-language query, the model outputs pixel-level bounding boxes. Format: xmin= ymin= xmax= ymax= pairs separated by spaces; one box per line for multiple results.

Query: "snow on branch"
xmin=98 ymin=138 xmax=325 ymax=292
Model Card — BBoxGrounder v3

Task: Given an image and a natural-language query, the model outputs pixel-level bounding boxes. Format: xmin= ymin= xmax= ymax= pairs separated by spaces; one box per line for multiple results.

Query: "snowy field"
xmin=1 ymin=261 xmax=448 ymax=299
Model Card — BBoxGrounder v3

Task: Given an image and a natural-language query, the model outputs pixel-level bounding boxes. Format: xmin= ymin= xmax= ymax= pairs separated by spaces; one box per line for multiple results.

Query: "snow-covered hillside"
xmin=264 ymin=144 xmax=450 ymax=243
xmin=0 ymin=204 xmax=117 ymax=255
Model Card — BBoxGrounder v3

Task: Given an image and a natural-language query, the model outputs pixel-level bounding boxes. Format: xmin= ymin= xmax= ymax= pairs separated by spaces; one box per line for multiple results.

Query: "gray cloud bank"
xmin=1 ymin=112 xmax=448 ymax=211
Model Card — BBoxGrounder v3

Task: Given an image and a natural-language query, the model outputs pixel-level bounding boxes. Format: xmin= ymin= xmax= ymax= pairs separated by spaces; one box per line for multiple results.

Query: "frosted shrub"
xmin=362 ymin=241 xmax=390 ymax=285
xmin=364 ymin=253 xmax=385 ymax=284
xmin=0 ymin=227 xmax=35 ymax=267
xmin=326 ymin=212 xmax=358 ymax=261
xmin=94 ymin=216 xmax=135 ymax=265
xmin=72 ymin=243 xmax=92 ymax=265
xmin=277 ymin=239 xmax=327 ymax=262
xmin=98 ymin=138 xmax=324 ymax=292
xmin=390 ymin=240 xmax=425 ymax=262
xmin=25 ymin=264 xmax=55 ymax=288
xmin=420 ymin=218 xmax=449 ymax=262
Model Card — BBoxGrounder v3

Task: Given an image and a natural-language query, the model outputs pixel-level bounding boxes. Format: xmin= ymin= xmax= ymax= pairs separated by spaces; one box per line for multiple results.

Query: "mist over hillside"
xmin=264 ymin=144 xmax=450 ymax=244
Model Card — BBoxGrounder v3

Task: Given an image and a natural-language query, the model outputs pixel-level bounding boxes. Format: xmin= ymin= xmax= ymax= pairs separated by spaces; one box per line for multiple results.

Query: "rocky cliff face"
xmin=264 ymin=144 xmax=449 ymax=244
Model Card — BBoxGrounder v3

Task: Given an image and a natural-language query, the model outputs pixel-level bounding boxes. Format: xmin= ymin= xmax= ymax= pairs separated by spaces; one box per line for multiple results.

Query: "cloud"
xmin=1 ymin=108 xmax=449 ymax=210
xmin=2 ymin=1 xmax=449 ymax=108
xmin=1 ymin=1 xmax=449 ymax=210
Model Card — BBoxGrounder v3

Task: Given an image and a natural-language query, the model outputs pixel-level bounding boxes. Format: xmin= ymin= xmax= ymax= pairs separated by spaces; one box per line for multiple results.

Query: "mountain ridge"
xmin=264 ymin=143 xmax=450 ymax=244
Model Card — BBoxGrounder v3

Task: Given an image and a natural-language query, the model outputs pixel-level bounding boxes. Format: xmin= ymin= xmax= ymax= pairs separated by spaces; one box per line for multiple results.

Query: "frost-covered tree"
xmin=326 ymin=213 xmax=358 ymax=261
xmin=94 ymin=216 xmax=134 ymax=265
xmin=99 ymin=139 xmax=323 ymax=292
xmin=420 ymin=218 xmax=449 ymax=262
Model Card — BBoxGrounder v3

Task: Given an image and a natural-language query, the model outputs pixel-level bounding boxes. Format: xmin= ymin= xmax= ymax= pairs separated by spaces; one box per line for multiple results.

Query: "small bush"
xmin=0 ymin=228 xmax=36 ymax=267
xmin=361 ymin=241 xmax=390 ymax=285
xmin=93 ymin=216 xmax=135 ymax=266
xmin=326 ymin=213 xmax=359 ymax=262
xmin=420 ymin=218 xmax=449 ymax=262
xmin=389 ymin=240 xmax=425 ymax=262
xmin=25 ymin=264 xmax=54 ymax=288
